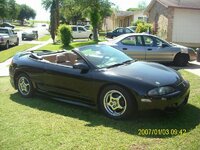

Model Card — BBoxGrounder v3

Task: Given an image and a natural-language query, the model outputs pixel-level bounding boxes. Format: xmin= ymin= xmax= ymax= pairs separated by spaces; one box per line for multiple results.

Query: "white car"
xmin=71 ymin=25 xmax=93 ymax=39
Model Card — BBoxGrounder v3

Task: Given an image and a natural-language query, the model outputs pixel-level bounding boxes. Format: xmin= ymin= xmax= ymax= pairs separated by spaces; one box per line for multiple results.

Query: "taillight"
xmin=0 ymin=36 xmax=4 ymax=42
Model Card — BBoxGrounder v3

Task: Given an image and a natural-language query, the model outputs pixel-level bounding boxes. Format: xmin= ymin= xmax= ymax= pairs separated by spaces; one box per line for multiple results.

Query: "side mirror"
xmin=73 ymin=62 xmax=89 ymax=71
xmin=162 ymin=43 xmax=168 ymax=48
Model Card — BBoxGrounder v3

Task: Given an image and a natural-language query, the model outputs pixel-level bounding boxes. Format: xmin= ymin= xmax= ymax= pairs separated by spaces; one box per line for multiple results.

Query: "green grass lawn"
xmin=38 ymin=35 xmax=51 ymax=42
xmin=0 ymin=44 xmax=38 ymax=63
xmin=0 ymin=71 xmax=200 ymax=149
xmin=38 ymin=40 xmax=99 ymax=51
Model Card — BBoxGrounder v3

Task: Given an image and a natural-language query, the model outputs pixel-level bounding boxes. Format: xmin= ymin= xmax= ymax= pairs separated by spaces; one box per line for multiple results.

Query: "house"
xmin=102 ymin=10 xmax=147 ymax=31
xmin=145 ymin=0 xmax=200 ymax=47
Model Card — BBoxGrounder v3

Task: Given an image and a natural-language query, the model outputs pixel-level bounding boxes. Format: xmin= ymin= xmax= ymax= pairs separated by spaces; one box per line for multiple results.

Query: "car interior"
xmin=38 ymin=51 xmax=84 ymax=67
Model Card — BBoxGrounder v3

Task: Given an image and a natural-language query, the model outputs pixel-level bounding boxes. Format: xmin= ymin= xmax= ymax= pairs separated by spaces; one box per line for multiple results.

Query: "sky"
xmin=15 ymin=0 xmax=152 ymax=21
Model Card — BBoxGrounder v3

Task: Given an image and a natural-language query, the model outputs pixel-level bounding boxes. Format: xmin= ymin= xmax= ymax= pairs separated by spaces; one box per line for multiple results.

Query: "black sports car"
xmin=9 ymin=45 xmax=190 ymax=119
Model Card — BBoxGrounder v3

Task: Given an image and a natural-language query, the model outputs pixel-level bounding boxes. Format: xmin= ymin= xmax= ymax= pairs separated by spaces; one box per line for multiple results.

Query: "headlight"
xmin=148 ymin=86 xmax=176 ymax=96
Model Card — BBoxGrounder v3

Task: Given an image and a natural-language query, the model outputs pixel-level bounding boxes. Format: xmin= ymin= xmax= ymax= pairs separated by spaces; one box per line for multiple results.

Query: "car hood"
xmin=106 ymin=61 xmax=182 ymax=87
xmin=170 ymin=43 xmax=188 ymax=49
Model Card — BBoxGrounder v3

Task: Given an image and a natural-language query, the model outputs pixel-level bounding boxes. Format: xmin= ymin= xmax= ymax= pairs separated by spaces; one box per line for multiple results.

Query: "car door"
xmin=72 ymin=26 xmax=78 ymax=38
xmin=43 ymin=59 xmax=94 ymax=104
xmin=143 ymin=35 xmax=173 ymax=62
xmin=114 ymin=35 xmax=146 ymax=60
xmin=78 ymin=27 xmax=88 ymax=38
xmin=8 ymin=29 xmax=15 ymax=44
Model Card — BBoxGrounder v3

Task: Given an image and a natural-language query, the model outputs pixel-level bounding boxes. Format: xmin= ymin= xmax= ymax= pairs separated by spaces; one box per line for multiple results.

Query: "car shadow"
xmin=161 ymin=62 xmax=200 ymax=71
xmin=10 ymin=93 xmax=200 ymax=138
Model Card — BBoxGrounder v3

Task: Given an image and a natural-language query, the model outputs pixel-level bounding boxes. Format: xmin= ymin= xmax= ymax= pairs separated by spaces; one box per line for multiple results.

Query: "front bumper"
xmin=138 ymin=80 xmax=190 ymax=111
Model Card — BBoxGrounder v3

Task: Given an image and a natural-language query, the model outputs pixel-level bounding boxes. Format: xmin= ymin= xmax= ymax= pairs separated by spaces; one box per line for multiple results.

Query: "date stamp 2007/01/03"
xmin=138 ymin=129 xmax=187 ymax=136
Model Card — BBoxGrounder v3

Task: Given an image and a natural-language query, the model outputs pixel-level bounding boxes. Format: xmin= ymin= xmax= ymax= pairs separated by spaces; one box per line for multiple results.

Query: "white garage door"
xmin=172 ymin=8 xmax=200 ymax=44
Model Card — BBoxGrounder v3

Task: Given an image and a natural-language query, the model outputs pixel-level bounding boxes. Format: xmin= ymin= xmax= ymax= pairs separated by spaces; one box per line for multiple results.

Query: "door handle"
xmin=147 ymin=48 xmax=152 ymax=51
xmin=123 ymin=48 xmax=127 ymax=50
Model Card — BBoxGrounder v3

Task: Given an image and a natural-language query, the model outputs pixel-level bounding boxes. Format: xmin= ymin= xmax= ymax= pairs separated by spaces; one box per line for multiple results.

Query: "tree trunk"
xmin=93 ymin=26 xmax=98 ymax=42
xmin=50 ymin=0 xmax=57 ymax=43
xmin=56 ymin=0 xmax=59 ymax=28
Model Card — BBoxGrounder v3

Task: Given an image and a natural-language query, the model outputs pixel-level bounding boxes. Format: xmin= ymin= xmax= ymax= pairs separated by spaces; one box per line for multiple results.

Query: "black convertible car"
xmin=9 ymin=45 xmax=190 ymax=119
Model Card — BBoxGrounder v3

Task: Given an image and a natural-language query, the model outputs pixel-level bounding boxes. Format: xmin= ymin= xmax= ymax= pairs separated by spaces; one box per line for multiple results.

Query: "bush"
xmin=58 ymin=24 xmax=72 ymax=47
xmin=135 ymin=22 xmax=153 ymax=33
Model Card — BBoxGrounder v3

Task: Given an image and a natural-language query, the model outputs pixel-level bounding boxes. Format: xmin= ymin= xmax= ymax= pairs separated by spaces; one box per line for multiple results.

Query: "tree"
xmin=17 ymin=4 xmax=36 ymax=25
xmin=7 ymin=0 xmax=18 ymax=20
xmin=0 ymin=0 xmax=8 ymax=19
xmin=61 ymin=0 xmax=85 ymax=24
xmin=50 ymin=0 xmax=57 ymax=43
xmin=42 ymin=0 xmax=60 ymax=27
xmin=79 ymin=0 xmax=112 ymax=41
xmin=138 ymin=0 xmax=147 ymax=9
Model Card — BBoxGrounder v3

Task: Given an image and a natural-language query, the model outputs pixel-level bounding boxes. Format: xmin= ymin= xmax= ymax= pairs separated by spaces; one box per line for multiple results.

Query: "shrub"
xmin=58 ymin=24 xmax=72 ymax=47
xmin=135 ymin=22 xmax=153 ymax=33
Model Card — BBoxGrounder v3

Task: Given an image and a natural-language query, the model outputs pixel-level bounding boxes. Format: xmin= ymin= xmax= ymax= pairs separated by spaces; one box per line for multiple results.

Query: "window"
xmin=72 ymin=27 xmax=77 ymax=31
xmin=78 ymin=27 xmax=85 ymax=32
xmin=121 ymin=36 xmax=143 ymax=46
xmin=125 ymin=28 xmax=132 ymax=33
xmin=143 ymin=36 xmax=154 ymax=47
xmin=114 ymin=28 xmax=123 ymax=33
xmin=154 ymin=38 xmax=163 ymax=47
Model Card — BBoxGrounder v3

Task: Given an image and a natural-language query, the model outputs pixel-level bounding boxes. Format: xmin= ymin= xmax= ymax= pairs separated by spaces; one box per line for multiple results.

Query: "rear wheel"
xmin=99 ymin=85 xmax=137 ymax=119
xmin=174 ymin=53 xmax=189 ymax=66
xmin=16 ymin=74 xmax=35 ymax=98
xmin=4 ymin=41 xmax=9 ymax=49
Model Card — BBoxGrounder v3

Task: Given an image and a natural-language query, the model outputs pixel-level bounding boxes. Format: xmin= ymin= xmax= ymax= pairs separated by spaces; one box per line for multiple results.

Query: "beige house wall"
xmin=147 ymin=2 xmax=174 ymax=41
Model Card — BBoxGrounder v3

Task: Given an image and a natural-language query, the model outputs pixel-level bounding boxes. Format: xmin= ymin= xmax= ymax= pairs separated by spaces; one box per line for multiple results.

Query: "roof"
xmin=145 ymin=0 xmax=200 ymax=13
xmin=115 ymin=11 xmax=134 ymax=17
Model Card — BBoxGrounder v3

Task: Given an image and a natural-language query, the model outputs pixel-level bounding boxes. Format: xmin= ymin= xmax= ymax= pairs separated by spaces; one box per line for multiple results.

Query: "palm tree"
xmin=42 ymin=0 xmax=60 ymax=40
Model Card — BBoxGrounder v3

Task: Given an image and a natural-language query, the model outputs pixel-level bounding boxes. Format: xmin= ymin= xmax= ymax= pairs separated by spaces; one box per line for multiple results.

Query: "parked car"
xmin=100 ymin=33 xmax=196 ymax=66
xmin=0 ymin=22 xmax=15 ymax=29
xmin=128 ymin=26 xmax=137 ymax=32
xmin=22 ymin=31 xmax=38 ymax=41
xmin=84 ymin=25 xmax=91 ymax=30
xmin=105 ymin=27 xmax=134 ymax=38
xmin=71 ymin=25 xmax=93 ymax=39
xmin=0 ymin=27 xmax=19 ymax=49
xmin=10 ymin=45 xmax=190 ymax=119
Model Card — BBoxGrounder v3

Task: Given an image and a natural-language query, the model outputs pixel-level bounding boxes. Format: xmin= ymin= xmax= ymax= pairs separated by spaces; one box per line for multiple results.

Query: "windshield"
xmin=78 ymin=45 xmax=133 ymax=69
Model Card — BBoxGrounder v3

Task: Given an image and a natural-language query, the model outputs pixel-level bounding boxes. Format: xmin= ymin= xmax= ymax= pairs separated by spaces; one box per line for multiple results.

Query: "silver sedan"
xmin=100 ymin=33 xmax=196 ymax=66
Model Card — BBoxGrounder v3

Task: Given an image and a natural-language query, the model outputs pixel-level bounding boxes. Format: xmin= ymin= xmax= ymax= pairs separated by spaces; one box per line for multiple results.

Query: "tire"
xmin=99 ymin=85 xmax=137 ymax=119
xmin=174 ymin=53 xmax=189 ymax=67
xmin=15 ymin=38 xmax=19 ymax=46
xmin=16 ymin=73 xmax=35 ymax=98
xmin=89 ymin=34 xmax=93 ymax=40
xmin=4 ymin=41 xmax=9 ymax=49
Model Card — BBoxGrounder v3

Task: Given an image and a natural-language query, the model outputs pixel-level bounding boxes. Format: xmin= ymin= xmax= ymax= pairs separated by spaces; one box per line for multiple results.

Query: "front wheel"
xmin=174 ymin=54 xmax=189 ymax=66
xmin=89 ymin=34 xmax=93 ymax=40
xmin=99 ymin=85 xmax=137 ymax=119
xmin=15 ymin=38 xmax=19 ymax=46
xmin=16 ymin=74 xmax=35 ymax=98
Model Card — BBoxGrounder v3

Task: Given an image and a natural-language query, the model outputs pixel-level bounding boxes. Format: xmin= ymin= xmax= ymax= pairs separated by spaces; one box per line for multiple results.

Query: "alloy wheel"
xmin=103 ymin=90 xmax=127 ymax=117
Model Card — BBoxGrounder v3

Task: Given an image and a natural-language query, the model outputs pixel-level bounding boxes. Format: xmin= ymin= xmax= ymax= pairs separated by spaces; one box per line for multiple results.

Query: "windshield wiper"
xmin=121 ymin=59 xmax=133 ymax=64
xmin=107 ymin=60 xmax=133 ymax=68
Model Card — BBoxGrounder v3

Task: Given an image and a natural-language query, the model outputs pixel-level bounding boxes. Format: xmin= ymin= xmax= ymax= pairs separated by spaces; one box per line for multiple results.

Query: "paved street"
xmin=16 ymin=23 xmax=49 ymax=44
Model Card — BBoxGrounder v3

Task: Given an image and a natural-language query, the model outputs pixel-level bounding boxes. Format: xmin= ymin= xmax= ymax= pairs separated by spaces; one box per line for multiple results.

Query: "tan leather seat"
xmin=65 ymin=52 xmax=77 ymax=65
xmin=56 ymin=54 xmax=71 ymax=65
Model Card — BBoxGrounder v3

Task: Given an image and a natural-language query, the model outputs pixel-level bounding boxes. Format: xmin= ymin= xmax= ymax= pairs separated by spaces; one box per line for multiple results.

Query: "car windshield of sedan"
xmin=78 ymin=45 xmax=133 ymax=69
